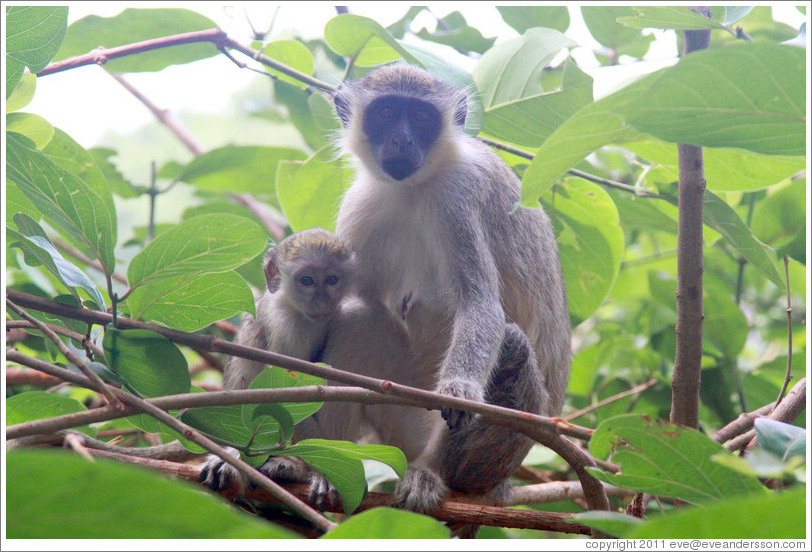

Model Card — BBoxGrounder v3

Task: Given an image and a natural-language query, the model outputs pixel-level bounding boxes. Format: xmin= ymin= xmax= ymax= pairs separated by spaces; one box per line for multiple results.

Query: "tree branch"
xmin=669 ymin=16 xmax=712 ymax=430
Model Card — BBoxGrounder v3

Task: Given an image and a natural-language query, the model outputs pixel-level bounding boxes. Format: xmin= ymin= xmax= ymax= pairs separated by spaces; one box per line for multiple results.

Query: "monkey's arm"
xmin=436 ymin=210 xmax=505 ymax=428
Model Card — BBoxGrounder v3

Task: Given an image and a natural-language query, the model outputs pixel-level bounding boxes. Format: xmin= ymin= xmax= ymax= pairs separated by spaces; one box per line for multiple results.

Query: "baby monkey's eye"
xmin=325 ymin=275 xmax=340 ymax=286
xmin=379 ymin=106 xmax=394 ymax=119
xmin=300 ymin=276 xmax=315 ymax=286
xmin=413 ymin=109 xmax=429 ymax=122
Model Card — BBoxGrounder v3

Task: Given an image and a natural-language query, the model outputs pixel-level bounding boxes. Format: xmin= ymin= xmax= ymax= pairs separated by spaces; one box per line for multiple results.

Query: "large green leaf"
xmin=415 ymin=11 xmax=495 ymax=55
xmin=324 ymin=14 xmax=418 ymax=66
xmin=581 ymin=6 xmax=654 ymax=58
xmin=617 ymin=6 xmax=728 ymax=30
xmin=9 ymin=214 xmax=106 ymax=308
xmin=543 ymin=179 xmax=624 ymax=325
xmin=322 ymin=507 xmax=450 ymax=539
xmin=54 ymin=8 xmax=219 ymax=73
xmin=755 ymin=419 xmax=806 ymax=463
xmin=5 ymin=6 xmax=68 ymax=95
xmin=247 ymin=367 xmax=326 ymax=425
xmin=177 ymin=145 xmax=307 ymax=199
xmin=5 ymin=112 xmax=54 ymax=149
xmin=127 ymin=214 xmax=267 ymax=291
xmin=702 ymin=191 xmax=784 ymax=288
xmin=6 ymin=133 xmax=117 ymax=274
xmin=521 ymin=71 xmax=658 ymax=202
xmin=496 ymin=6 xmax=570 ymax=34
xmin=260 ymin=40 xmax=313 ymax=88
xmin=103 ymin=329 xmax=190 ymax=398
xmin=474 ymin=28 xmax=574 ymax=109
xmin=276 ymin=147 xmax=352 ymax=233
xmin=6 ymin=73 xmax=37 ymax=112
xmin=626 ymin=140 xmax=805 ymax=192
xmin=623 ymin=43 xmax=805 ymax=156
xmin=280 ymin=439 xmax=407 ymax=514
xmin=6 ymin=450 xmax=296 ymax=538
xmin=126 ymin=271 xmax=255 ymax=332
xmin=751 ymin=178 xmax=806 ymax=264
xmin=588 ymin=415 xmax=767 ymax=504
xmin=626 ymin=488 xmax=805 ymax=539
xmin=7 ymin=391 xmax=90 ymax=435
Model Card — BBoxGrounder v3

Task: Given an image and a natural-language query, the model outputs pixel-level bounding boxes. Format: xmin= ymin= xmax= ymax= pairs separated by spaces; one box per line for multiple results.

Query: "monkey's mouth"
xmin=304 ymin=311 xmax=335 ymax=323
xmin=381 ymin=157 xmax=421 ymax=181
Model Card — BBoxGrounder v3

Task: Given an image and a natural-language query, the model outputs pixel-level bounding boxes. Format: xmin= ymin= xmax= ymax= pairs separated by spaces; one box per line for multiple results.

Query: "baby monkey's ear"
xmin=263 ymin=247 xmax=281 ymax=293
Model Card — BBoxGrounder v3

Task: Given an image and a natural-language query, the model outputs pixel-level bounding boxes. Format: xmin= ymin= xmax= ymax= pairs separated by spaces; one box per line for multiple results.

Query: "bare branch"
xmin=724 ymin=378 xmax=806 ymax=452
xmin=774 ymin=255 xmax=793 ymax=409
xmin=565 ymin=378 xmax=658 ymax=421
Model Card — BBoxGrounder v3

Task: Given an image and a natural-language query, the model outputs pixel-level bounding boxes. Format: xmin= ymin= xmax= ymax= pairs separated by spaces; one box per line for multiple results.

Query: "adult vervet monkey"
xmin=314 ymin=63 xmax=572 ymax=513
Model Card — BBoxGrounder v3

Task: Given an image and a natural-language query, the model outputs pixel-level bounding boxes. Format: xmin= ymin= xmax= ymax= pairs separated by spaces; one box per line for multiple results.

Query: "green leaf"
xmin=702 ymin=191 xmax=784 ymax=288
xmin=5 ymin=112 xmax=53 ymax=149
xmin=6 ymin=450 xmax=297 ymax=538
xmin=322 ymin=507 xmax=450 ymax=539
xmin=127 ymin=214 xmax=267 ymax=291
xmin=6 ymin=133 xmax=117 ymax=274
xmin=751 ymin=179 xmax=806 ymax=264
xmin=588 ymin=415 xmax=767 ymax=504
xmin=6 ymin=73 xmax=37 ymax=112
xmin=582 ymin=6 xmax=654 ymax=57
xmin=4 ymin=182 xmax=38 ymax=224
xmin=9 ymin=214 xmax=106 ymax=308
xmin=276 ymin=147 xmax=352 ymax=233
xmin=497 ymin=6 xmax=570 ymax=34
xmin=623 ymin=43 xmax=805 ymax=156
xmin=626 ymin=140 xmax=805 ymax=192
xmin=723 ymin=7 xmax=755 ymax=26
xmin=754 ymin=419 xmax=806 ymax=463
xmin=324 ymin=14 xmax=417 ymax=66
xmin=521 ymin=71 xmax=657 ymax=201
xmin=543 ymin=179 xmax=624 ymax=325
xmin=248 ymin=367 xmax=326 ymax=424
xmin=415 ymin=11 xmax=495 ymax=55
xmin=260 ymin=40 xmax=314 ymax=88
xmin=126 ymin=271 xmax=255 ymax=332
xmin=280 ymin=439 xmax=407 ymax=514
xmin=7 ymin=391 xmax=90 ymax=435
xmin=55 ymin=8 xmax=219 ymax=73
xmin=178 ymin=145 xmax=307 ymax=199
xmin=181 ymin=404 xmax=261 ymax=451
xmin=5 ymin=6 xmax=68 ymax=95
xmin=43 ymin=129 xmax=118 ymax=238
xmin=617 ymin=6 xmax=727 ymax=30
xmin=474 ymin=28 xmax=575 ymax=109
xmin=103 ymin=329 xmax=190 ymax=398
xmin=626 ymin=488 xmax=806 ymax=539
xmin=250 ymin=403 xmax=295 ymax=446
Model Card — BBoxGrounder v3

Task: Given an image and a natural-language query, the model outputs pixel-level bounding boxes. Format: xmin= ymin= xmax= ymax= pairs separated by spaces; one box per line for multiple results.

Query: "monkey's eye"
xmin=413 ymin=109 xmax=429 ymax=122
xmin=325 ymin=275 xmax=340 ymax=286
xmin=378 ymin=106 xmax=395 ymax=119
xmin=300 ymin=276 xmax=315 ymax=287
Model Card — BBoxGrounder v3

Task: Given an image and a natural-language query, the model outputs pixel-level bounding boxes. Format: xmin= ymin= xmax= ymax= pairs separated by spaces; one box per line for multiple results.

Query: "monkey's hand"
xmin=434 ymin=378 xmax=484 ymax=430
xmin=199 ymin=452 xmax=337 ymax=510
xmin=393 ymin=465 xmax=448 ymax=514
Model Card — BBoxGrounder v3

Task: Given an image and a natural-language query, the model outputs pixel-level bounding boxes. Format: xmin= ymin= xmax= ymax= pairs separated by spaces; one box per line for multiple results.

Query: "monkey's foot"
xmin=260 ymin=456 xmax=338 ymax=511
xmin=198 ymin=447 xmax=245 ymax=493
xmin=435 ymin=379 xmax=484 ymax=429
xmin=393 ymin=465 xmax=448 ymax=514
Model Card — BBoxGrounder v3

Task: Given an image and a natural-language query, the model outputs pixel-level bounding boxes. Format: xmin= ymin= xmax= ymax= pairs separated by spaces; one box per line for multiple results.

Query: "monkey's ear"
xmin=264 ymin=248 xmax=282 ymax=293
xmin=333 ymin=89 xmax=352 ymax=128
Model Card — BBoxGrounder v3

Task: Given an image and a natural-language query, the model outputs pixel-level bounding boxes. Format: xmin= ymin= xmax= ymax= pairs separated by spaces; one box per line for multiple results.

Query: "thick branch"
xmin=669 ymin=21 xmax=711 ymax=429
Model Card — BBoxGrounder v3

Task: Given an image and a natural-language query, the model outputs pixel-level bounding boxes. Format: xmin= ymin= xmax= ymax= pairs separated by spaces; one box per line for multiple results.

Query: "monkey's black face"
xmin=362 ymin=95 xmax=442 ymax=181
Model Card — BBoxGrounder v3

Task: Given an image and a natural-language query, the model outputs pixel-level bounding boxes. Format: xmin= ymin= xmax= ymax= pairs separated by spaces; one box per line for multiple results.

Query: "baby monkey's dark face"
xmin=362 ymin=95 xmax=442 ymax=181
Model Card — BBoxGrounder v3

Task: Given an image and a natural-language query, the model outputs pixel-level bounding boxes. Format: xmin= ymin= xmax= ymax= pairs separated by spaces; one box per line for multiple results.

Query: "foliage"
xmin=4 ymin=4 xmax=806 ymax=540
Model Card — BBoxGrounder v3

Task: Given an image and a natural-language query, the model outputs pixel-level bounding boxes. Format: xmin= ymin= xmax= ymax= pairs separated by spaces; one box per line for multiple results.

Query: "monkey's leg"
xmin=394 ymin=323 xmax=546 ymax=514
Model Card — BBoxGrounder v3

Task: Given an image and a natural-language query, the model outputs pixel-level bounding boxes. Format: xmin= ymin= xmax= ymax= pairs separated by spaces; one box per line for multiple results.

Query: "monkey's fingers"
xmin=440 ymin=406 xmax=476 ymax=430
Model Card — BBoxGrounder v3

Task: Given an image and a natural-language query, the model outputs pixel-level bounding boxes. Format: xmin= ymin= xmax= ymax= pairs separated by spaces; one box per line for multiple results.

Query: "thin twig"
xmin=564 ymin=378 xmax=657 ymax=421
xmin=5 ymin=319 xmax=105 ymax=359
xmin=6 ymin=300 xmax=120 ymax=407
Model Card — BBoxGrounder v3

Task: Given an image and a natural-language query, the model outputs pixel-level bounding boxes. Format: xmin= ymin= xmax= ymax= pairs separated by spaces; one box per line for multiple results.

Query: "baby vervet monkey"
xmin=200 ymin=228 xmax=355 ymax=493
xmin=222 ymin=228 xmax=357 ymax=389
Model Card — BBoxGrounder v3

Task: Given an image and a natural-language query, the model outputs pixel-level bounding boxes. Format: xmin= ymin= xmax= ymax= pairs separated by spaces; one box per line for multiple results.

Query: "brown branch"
xmin=78 ymin=449 xmax=596 ymax=535
xmin=4 ymin=349 xmax=336 ymax=532
xmin=5 ymin=319 xmax=105 ymax=359
xmin=6 ymin=367 xmax=62 ymax=387
xmin=670 ymin=19 xmax=711 ymax=430
xmin=564 ymin=378 xmax=657 ymax=421
xmin=724 ymin=378 xmax=806 ymax=453
xmin=108 ymin=72 xmax=206 ymax=156
xmin=711 ymin=402 xmax=775 ymax=444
